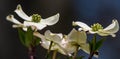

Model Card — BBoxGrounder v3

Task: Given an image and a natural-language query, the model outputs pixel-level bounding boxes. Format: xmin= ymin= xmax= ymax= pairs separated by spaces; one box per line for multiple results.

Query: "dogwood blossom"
xmin=6 ymin=4 xmax=60 ymax=31
xmin=44 ymin=30 xmax=77 ymax=56
xmin=34 ymin=29 xmax=93 ymax=56
xmin=73 ymin=20 xmax=119 ymax=37
xmin=33 ymin=32 xmax=71 ymax=56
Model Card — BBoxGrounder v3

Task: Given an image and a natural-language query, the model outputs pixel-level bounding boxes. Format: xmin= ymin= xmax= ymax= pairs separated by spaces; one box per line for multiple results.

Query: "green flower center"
xmin=91 ymin=23 xmax=103 ymax=31
xmin=32 ymin=14 xmax=41 ymax=23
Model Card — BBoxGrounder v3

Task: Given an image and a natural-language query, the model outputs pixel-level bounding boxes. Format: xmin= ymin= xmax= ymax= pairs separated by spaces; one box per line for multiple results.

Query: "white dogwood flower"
xmin=6 ymin=4 xmax=60 ymax=31
xmin=73 ymin=20 xmax=119 ymax=37
xmin=43 ymin=29 xmax=91 ymax=56
xmin=33 ymin=32 xmax=71 ymax=56
xmin=44 ymin=31 xmax=76 ymax=56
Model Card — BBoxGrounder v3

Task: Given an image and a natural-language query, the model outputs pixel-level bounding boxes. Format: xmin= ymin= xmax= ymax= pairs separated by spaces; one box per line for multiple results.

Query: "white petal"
xmin=103 ymin=20 xmax=119 ymax=33
xmin=110 ymin=34 xmax=116 ymax=37
xmin=6 ymin=15 xmax=22 ymax=24
xmin=78 ymin=28 xmax=83 ymax=31
xmin=45 ymin=30 xmax=62 ymax=44
xmin=23 ymin=21 xmax=47 ymax=30
xmin=14 ymin=4 xmax=32 ymax=21
xmin=97 ymin=31 xmax=110 ymax=36
xmin=12 ymin=24 xmax=25 ymax=29
xmin=55 ymin=44 xmax=71 ymax=56
xmin=56 ymin=34 xmax=63 ymax=39
xmin=41 ymin=13 xmax=60 ymax=25
xmin=33 ymin=32 xmax=51 ymax=49
xmin=40 ymin=41 xmax=66 ymax=51
xmin=80 ymin=44 xmax=98 ymax=58
xmin=80 ymin=44 xmax=90 ymax=54
xmin=72 ymin=21 xmax=92 ymax=31
xmin=51 ymin=41 xmax=72 ymax=56
xmin=67 ymin=28 xmax=87 ymax=45
xmin=89 ymin=30 xmax=97 ymax=34
xmin=97 ymin=30 xmax=116 ymax=37
xmin=41 ymin=41 xmax=51 ymax=50
xmin=57 ymin=47 xmax=68 ymax=55
xmin=60 ymin=40 xmax=77 ymax=55
xmin=22 ymin=27 xmax=27 ymax=31
xmin=97 ymin=20 xmax=119 ymax=37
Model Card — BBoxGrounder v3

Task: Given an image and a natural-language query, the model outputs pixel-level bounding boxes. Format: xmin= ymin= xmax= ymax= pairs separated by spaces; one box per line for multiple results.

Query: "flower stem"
xmin=52 ymin=50 xmax=57 ymax=59
xmin=28 ymin=46 xmax=36 ymax=59
xmin=88 ymin=52 xmax=94 ymax=59
xmin=72 ymin=45 xmax=79 ymax=59
xmin=45 ymin=41 xmax=53 ymax=59
xmin=88 ymin=34 xmax=97 ymax=59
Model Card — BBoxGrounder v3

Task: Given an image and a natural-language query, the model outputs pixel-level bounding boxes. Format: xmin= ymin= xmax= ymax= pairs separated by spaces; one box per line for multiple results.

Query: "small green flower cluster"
xmin=32 ymin=14 xmax=41 ymax=23
xmin=91 ymin=23 xmax=103 ymax=31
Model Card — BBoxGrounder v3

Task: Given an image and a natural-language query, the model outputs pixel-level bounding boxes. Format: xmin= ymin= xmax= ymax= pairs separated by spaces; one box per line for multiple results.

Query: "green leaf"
xmin=88 ymin=40 xmax=92 ymax=51
xmin=95 ymin=38 xmax=105 ymax=51
xmin=88 ymin=40 xmax=92 ymax=53
xmin=34 ymin=37 xmax=41 ymax=46
xmin=18 ymin=28 xmax=25 ymax=46
xmin=25 ymin=27 xmax=33 ymax=47
xmin=92 ymin=34 xmax=97 ymax=51
xmin=89 ymin=34 xmax=97 ymax=52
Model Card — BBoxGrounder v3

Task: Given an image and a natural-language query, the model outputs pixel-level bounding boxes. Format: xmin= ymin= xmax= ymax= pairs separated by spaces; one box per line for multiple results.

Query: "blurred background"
xmin=0 ymin=0 xmax=120 ymax=59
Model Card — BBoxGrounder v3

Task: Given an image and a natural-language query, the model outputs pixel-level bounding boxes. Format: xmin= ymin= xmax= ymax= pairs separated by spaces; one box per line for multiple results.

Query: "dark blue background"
xmin=0 ymin=0 xmax=120 ymax=59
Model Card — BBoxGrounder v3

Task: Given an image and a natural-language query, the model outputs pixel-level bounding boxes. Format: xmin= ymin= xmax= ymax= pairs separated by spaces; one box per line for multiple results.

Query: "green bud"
xmin=32 ymin=14 xmax=41 ymax=23
xmin=91 ymin=23 xmax=103 ymax=31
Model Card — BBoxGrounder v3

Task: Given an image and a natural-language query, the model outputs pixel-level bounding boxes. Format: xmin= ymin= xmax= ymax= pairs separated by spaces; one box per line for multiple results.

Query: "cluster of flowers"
xmin=6 ymin=4 xmax=119 ymax=59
